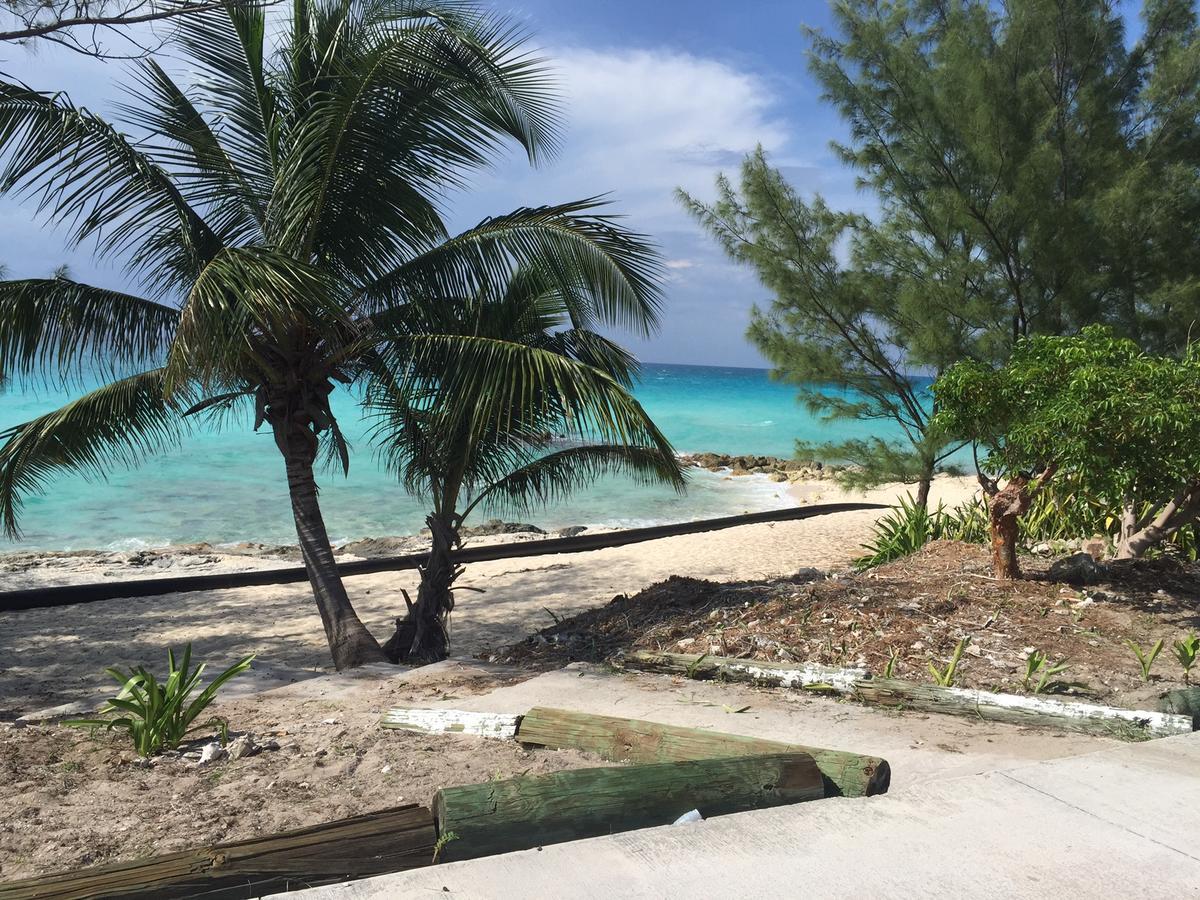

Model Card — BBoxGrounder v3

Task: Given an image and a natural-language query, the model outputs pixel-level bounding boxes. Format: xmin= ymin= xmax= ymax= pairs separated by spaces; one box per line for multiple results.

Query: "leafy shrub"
xmin=67 ymin=644 xmax=254 ymax=756
xmin=855 ymin=493 xmax=947 ymax=569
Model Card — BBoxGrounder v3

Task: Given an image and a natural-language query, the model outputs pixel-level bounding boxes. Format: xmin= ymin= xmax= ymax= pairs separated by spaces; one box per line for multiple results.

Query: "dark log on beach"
xmin=432 ymin=752 xmax=823 ymax=863
xmin=0 ymin=805 xmax=434 ymax=900
xmin=0 ymin=502 xmax=884 ymax=611
xmin=621 ymin=650 xmax=1193 ymax=740
xmin=515 ymin=707 xmax=890 ymax=798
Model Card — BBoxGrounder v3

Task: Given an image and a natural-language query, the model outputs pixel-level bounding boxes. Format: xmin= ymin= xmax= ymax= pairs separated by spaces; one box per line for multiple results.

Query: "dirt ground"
xmin=498 ymin=541 xmax=1200 ymax=709
xmin=0 ymin=665 xmax=599 ymax=882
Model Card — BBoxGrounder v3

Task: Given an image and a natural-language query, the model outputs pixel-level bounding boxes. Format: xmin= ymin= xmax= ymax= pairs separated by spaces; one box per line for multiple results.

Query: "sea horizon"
xmin=0 ymin=362 xmax=918 ymax=552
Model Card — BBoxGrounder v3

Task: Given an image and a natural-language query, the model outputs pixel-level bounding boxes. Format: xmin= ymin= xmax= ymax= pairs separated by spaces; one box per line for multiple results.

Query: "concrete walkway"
xmin=282 ymin=664 xmax=1200 ymax=899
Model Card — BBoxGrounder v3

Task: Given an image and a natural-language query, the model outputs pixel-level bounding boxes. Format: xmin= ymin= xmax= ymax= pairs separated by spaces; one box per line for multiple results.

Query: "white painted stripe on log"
xmin=380 ymin=708 xmax=521 ymax=739
xmin=716 ymin=661 xmax=867 ymax=692
xmin=913 ymin=685 xmax=1194 ymax=738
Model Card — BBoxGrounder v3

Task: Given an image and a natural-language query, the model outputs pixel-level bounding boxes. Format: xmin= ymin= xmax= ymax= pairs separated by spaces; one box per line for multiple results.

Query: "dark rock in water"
xmin=460 ymin=519 xmax=547 ymax=537
xmin=1048 ymin=552 xmax=1107 ymax=586
xmin=556 ymin=525 xmax=588 ymax=538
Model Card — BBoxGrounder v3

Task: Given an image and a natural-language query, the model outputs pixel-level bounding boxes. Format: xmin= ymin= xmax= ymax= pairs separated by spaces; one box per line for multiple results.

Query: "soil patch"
xmin=0 ymin=668 xmax=601 ymax=882
xmin=495 ymin=541 xmax=1200 ymax=709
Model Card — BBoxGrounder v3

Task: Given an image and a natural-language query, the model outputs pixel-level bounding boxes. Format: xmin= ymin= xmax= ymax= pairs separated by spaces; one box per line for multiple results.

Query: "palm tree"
xmin=367 ymin=266 xmax=686 ymax=662
xmin=0 ymin=0 xmax=666 ymax=669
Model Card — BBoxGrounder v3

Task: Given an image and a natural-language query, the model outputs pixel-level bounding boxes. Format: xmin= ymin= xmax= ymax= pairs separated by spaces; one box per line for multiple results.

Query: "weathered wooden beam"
xmin=1159 ymin=686 xmax=1200 ymax=722
xmin=0 ymin=805 xmax=434 ymax=900
xmin=433 ymin=752 xmax=822 ymax=863
xmin=515 ymin=707 xmax=890 ymax=798
xmin=622 ymin=650 xmax=1194 ymax=740
xmin=380 ymin=708 xmax=521 ymax=739
xmin=851 ymin=678 xmax=1194 ymax=739
xmin=621 ymin=650 xmax=867 ymax=690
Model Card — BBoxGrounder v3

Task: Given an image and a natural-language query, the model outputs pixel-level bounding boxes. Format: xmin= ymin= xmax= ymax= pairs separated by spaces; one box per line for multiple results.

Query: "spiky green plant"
xmin=1022 ymin=650 xmax=1072 ymax=694
xmin=928 ymin=637 xmax=970 ymax=687
xmin=67 ymin=644 xmax=253 ymax=757
xmin=855 ymin=493 xmax=950 ymax=569
xmin=0 ymin=1 xmax=670 ymax=669
xmin=1126 ymin=638 xmax=1165 ymax=682
xmin=1173 ymin=634 xmax=1199 ymax=685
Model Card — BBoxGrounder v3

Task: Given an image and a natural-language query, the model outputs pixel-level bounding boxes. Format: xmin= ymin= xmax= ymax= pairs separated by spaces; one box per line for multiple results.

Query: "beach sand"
xmin=0 ymin=475 xmax=978 ymax=715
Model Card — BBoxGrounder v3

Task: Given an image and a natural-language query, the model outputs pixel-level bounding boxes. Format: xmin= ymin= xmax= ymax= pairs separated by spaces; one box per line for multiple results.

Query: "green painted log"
xmin=0 ymin=805 xmax=434 ymax=900
xmin=433 ymin=752 xmax=822 ymax=863
xmin=515 ymin=707 xmax=890 ymax=798
xmin=1159 ymin=686 xmax=1200 ymax=724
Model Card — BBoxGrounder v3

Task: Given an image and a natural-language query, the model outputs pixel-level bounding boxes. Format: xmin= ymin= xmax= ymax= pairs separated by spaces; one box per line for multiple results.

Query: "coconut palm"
xmin=367 ymin=266 xmax=685 ymax=662
xmin=0 ymin=0 xmax=667 ymax=669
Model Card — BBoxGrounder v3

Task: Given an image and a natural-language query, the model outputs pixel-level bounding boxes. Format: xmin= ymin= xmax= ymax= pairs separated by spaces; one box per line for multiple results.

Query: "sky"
xmin=0 ymin=0 xmax=1146 ymax=367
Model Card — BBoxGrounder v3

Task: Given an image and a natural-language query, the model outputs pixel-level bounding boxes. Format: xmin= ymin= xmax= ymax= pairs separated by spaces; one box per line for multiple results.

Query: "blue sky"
xmin=0 ymin=0 xmax=1145 ymax=367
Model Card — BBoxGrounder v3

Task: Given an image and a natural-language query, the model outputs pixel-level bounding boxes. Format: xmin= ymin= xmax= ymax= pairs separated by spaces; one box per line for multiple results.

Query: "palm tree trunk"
xmin=281 ymin=439 xmax=388 ymax=670
xmin=384 ymin=513 xmax=459 ymax=664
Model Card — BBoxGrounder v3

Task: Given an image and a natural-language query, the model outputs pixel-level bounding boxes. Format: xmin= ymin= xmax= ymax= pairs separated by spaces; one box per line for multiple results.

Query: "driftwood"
xmin=432 ymin=752 xmax=822 ymax=863
xmin=514 ymin=706 xmax=890 ymax=798
xmin=380 ymin=708 xmax=521 ymax=739
xmin=0 ymin=805 xmax=434 ymax=900
xmin=623 ymin=651 xmax=1195 ymax=740
xmin=0 ymin=502 xmax=883 ymax=612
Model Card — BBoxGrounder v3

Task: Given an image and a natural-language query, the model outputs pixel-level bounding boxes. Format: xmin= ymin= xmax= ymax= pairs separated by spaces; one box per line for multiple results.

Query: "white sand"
xmin=0 ymin=475 xmax=978 ymax=713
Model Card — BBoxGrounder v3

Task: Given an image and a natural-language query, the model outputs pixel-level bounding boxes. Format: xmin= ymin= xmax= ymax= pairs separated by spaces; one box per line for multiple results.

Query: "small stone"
xmin=1048 ymin=552 xmax=1106 ymax=586
xmin=381 ymin=764 xmax=393 ymax=775
xmin=197 ymin=741 xmax=227 ymax=765
xmin=227 ymin=733 xmax=259 ymax=760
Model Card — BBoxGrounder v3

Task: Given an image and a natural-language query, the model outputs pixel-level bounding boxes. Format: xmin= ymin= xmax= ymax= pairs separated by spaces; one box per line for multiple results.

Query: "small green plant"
xmin=1173 ymin=633 xmax=1199 ymax=684
xmin=855 ymin=494 xmax=946 ymax=570
xmin=433 ymin=830 xmax=459 ymax=863
xmin=928 ymin=637 xmax=970 ymax=687
xmin=882 ymin=648 xmax=900 ymax=679
xmin=67 ymin=644 xmax=254 ymax=757
xmin=685 ymin=653 xmax=710 ymax=679
xmin=1022 ymin=650 xmax=1072 ymax=694
xmin=1125 ymin=638 xmax=1164 ymax=683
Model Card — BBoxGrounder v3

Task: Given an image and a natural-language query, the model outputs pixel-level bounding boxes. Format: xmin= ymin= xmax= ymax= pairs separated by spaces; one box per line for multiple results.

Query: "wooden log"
xmin=380 ymin=708 xmax=521 ymax=739
xmin=621 ymin=649 xmax=868 ymax=690
xmin=515 ymin=707 xmax=889 ymax=798
xmin=624 ymin=650 xmax=1194 ymax=741
xmin=0 ymin=805 xmax=434 ymax=900
xmin=851 ymin=678 xmax=1194 ymax=739
xmin=1159 ymin=687 xmax=1200 ymax=723
xmin=432 ymin=752 xmax=822 ymax=863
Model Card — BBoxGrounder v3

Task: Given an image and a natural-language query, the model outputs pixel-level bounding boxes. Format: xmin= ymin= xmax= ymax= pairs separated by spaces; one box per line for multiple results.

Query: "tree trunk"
xmin=281 ymin=435 xmax=388 ymax=670
xmin=988 ymin=474 xmax=1031 ymax=580
xmin=914 ymin=460 xmax=934 ymax=509
xmin=384 ymin=513 xmax=460 ymax=664
xmin=1116 ymin=482 xmax=1200 ymax=559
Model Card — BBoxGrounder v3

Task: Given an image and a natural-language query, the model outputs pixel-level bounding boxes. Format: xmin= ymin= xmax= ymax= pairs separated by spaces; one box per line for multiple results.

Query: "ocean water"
xmin=0 ymin=363 xmax=905 ymax=551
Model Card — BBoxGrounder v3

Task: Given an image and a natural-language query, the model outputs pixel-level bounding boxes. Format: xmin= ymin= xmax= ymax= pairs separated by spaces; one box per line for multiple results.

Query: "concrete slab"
xmin=292 ymin=732 xmax=1200 ymax=900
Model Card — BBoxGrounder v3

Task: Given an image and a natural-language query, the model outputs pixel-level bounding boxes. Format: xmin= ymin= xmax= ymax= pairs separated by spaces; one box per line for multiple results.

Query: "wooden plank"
xmin=515 ymin=707 xmax=890 ymax=798
xmin=852 ymin=678 xmax=1195 ymax=739
xmin=0 ymin=805 xmax=434 ymax=900
xmin=624 ymin=650 xmax=1194 ymax=741
xmin=0 ymin=503 xmax=884 ymax=611
xmin=621 ymin=650 xmax=867 ymax=690
xmin=433 ymin=752 xmax=822 ymax=863
xmin=380 ymin=708 xmax=521 ymax=739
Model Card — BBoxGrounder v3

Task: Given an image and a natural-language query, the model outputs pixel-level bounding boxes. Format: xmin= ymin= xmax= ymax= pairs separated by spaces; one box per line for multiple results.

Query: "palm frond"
xmin=358 ymin=201 xmax=664 ymax=334
xmin=0 ymin=369 xmax=191 ymax=537
xmin=0 ymin=277 xmax=179 ymax=382
xmin=0 ymin=80 xmax=221 ymax=292
xmin=462 ymin=444 xmax=686 ymax=520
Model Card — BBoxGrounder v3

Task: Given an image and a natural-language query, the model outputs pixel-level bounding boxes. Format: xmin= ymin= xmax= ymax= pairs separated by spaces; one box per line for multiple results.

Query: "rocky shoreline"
xmin=679 ymin=452 xmax=842 ymax=483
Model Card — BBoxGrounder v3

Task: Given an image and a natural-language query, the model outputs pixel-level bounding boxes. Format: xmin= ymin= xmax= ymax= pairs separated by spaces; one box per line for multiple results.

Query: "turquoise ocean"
xmin=0 ymin=364 xmax=902 ymax=551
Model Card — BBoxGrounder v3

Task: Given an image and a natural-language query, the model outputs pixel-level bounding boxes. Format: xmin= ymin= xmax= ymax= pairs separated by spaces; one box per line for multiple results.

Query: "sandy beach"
xmin=0 ymin=475 xmax=978 ymax=716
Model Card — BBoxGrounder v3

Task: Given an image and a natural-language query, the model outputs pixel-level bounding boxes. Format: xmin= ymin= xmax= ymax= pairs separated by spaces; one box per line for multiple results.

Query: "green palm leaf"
xmin=0 ymin=369 xmax=193 ymax=537
xmin=0 ymin=277 xmax=178 ymax=382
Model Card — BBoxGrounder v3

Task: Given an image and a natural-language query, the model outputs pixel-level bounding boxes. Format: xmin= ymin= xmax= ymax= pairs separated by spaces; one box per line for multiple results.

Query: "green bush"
xmin=68 ymin=644 xmax=254 ymax=757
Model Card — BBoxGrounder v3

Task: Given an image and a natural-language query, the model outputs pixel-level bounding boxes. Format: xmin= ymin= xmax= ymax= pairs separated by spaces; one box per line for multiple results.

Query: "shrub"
xmin=68 ymin=644 xmax=254 ymax=757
